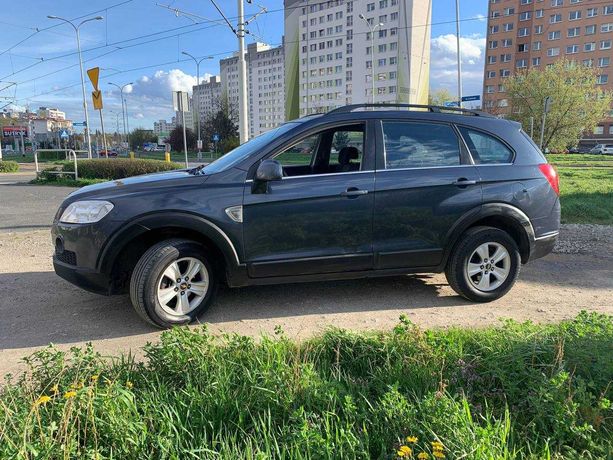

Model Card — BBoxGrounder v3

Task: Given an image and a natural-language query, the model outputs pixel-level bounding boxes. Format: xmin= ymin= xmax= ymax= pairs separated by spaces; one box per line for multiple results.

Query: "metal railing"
xmin=34 ymin=149 xmax=79 ymax=180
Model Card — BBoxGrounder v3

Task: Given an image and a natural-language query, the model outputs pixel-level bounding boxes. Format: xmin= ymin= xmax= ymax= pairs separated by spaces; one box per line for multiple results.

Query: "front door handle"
xmin=452 ymin=178 xmax=478 ymax=186
xmin=341 ymin=188 xmax=369 ymax=197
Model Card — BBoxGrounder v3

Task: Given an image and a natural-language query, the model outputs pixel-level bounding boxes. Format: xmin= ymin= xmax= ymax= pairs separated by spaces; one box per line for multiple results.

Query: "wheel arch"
xmin=443 ymin=203 xmax=535 ymax=266
xmin=98 ymin=212 xmax=241 ymax=293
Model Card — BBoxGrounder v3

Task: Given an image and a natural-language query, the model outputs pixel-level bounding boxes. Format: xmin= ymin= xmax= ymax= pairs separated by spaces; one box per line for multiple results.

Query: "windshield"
xmin=202 ymin=123 xmax=300 ymax=174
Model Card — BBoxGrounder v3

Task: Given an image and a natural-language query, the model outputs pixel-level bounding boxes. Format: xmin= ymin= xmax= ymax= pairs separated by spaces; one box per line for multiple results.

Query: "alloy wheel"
xmin=156 ymin=257 xmax=209 ymax=316
xmin=465 ymin=242 xmax=511 ymax=292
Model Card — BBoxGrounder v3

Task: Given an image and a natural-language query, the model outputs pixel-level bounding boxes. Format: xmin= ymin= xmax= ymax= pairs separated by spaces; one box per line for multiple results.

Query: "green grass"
xmin=30 ymin=177 xmax=106 ymax=187
xmin=547 ymin=154 xmax=613 ymax=168
xmin=558 ymin=167 xmax=613 ymax=224
xmin=0 ymin=312 xmax=611 ymax=459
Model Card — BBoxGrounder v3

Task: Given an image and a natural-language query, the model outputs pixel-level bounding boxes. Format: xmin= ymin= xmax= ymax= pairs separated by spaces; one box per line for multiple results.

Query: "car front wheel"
xmin=129 ymin=239 xmax=217 ymax=328
xmin=445 ymin=226 xmax=520 ymax=302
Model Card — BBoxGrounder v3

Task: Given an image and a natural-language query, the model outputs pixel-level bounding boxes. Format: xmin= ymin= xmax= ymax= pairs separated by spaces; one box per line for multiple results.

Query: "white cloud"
xmin=430 ymin=33 xmax=486 ymax=103
xmin=474 ymin=14 xmax=487 ymax=22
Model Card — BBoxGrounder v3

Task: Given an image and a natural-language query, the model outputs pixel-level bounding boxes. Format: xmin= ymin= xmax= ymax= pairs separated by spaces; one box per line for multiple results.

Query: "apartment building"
xmin=483 ymin=0 xmax=613 ymax=145
xmin=220 ymin=42 xmax=285 ymax=138
xmin=192 ymin=76 xmax=223 ymax=128
xmin=284 ymin=0 xmax=432 ymax=119
xmin=153 ymin=117 xmax=176 ymax=136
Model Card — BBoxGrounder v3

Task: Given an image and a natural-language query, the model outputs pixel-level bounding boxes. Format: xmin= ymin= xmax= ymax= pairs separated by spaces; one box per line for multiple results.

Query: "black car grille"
xmin=56 ymin=250 xmax=77 ymax=266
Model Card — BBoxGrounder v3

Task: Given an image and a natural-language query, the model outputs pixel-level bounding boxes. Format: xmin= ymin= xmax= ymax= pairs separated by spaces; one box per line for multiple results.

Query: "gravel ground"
xmin=0 ymin=224 xmax=611 ymax=378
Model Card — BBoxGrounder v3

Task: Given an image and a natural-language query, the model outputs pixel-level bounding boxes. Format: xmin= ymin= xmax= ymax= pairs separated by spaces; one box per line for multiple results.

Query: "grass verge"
xmin=30 ymin=177 xmax=106 ymax=187
xmin=1 ymin=312 xmax=611 ymax=459
xmin=557 ymin=167 xmax=613 ymax=224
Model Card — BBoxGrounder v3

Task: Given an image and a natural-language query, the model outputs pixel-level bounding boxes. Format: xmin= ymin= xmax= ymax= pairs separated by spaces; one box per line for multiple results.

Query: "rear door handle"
xmin=341 ymin=188 xmax=369 ymax=197
xmin=452 ymin=178 xmax=478 ymax=186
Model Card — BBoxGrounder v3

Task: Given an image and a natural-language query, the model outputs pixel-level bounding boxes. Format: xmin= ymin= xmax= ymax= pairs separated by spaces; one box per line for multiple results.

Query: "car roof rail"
xmin=326 ymin=103 xmax=493 ymax=117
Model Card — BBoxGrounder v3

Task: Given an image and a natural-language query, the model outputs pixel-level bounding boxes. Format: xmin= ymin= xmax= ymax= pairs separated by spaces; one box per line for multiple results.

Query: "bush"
xmin=37 ymin=150 xmax=66 ymax=161
xmin=0 ymin=160 xmax=19 ymax=172
xmin=0 ymin=312 xmax=611 ymax=459
xmin=62 ymin=158 xmax=182 ymax=180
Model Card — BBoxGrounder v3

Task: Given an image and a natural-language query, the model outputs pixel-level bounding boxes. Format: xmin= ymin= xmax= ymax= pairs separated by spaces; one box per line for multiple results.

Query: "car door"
xmin=373 ymin=119 xmax=482 ymax=269
xmin=243 ymin=122 xmax=376 ymax=278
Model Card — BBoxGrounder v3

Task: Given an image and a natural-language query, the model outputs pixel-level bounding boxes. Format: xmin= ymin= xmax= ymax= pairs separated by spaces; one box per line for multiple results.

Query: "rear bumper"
xmin=53 ymin=257 xmax=111 ymax=295
xmin=529 ymin=232 xmax=558 ymax=262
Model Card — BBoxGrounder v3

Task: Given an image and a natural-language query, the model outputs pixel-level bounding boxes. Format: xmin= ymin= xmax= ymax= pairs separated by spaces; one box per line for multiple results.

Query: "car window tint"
xmin=329 ymin=130 xmax=364 ymax=168
xmin=275 ymin=134 xmax=319 ymax=167
xmin=382 ymin=122 xmax=461 ymax=169
xmin=459 ymin=127 xmax=514 ymax=164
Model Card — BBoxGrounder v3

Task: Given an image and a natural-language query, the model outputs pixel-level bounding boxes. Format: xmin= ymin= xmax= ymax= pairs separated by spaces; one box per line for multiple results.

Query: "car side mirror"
xmin=252 ymin=160 xmax=283 ymax=194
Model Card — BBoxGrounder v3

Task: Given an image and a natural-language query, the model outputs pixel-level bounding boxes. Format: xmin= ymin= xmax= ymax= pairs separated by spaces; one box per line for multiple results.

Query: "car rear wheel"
xmin=129 ymin=239 xmax=217 ymax=328
xmin=445 ymin=226 xmax=520 ymax=302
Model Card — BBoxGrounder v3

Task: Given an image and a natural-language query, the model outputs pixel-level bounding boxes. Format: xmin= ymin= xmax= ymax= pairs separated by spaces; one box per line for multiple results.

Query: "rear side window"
xmin=458 ymin=127 xmax=514 ymax=164
xmin=382 ymin=121 xmax=461 ymax=169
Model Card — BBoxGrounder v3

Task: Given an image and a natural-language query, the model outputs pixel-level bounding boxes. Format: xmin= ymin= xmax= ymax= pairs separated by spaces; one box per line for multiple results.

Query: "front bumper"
xmin=53 ymin=257 xmax=111 ymax=295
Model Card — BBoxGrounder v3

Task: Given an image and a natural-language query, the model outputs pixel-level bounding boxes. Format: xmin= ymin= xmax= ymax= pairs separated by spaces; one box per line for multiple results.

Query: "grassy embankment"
xmin=0 ymin=312 xmax=611 ymax=459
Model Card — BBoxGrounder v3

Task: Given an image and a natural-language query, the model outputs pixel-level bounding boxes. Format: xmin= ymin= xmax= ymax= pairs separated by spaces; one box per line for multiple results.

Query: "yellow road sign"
xmin=92 ymin=90 xmax=103 ymax=110
xmin=87 ymin=67 xmax=100 ymax=90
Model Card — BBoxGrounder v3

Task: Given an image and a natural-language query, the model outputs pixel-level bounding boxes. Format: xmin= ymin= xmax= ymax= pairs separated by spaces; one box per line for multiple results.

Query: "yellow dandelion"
xmin=417 ymin=453 xmax=430 ymax=460
xmin=50 ymin=384 xmax=59 ymax=394
xmin=406 ymin=436 xmax=418 ymax=444
xmin=399 ymin=445 xmax=412 ymax=456
xmin=397 ymin=451 xmax=406 ymax=458
xmin=63 ymin=390 xmax=77 ymax=399
xmin=34 ymin=395 xmax=52 ymax=406
xmin=431 ymin=441 xmax=444 ymax=450
xmin=126 ymin=381 xmax=133 ymax=389
xmin=433 ymin=451 xmax=445 ymax=459
xmin=91 ymin=375 xmax=99 ymax=383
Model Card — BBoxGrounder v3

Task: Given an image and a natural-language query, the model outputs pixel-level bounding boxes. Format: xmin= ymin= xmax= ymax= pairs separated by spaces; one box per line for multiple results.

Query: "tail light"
xmin=538 ymin=164 xmax=560 ymax=196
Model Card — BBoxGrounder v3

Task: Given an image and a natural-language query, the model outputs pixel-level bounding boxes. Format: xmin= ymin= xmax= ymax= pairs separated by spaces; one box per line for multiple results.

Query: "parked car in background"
xmin=589 ymin=144 xmax=613 ymax=155
xmin=99 ymin=149 xmax=118 ymax=157
xmin=568 ymin=145 xmax=592 ymax=154
xmin=52 ymin=103 xmax=560 ymax=328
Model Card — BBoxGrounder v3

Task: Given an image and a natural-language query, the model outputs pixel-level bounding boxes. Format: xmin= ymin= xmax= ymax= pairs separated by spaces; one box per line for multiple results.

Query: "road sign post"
xmin=87 ymin=67 xmax=106 ymax=159
xmin=173 ymin=91 xmax=189 ymax=168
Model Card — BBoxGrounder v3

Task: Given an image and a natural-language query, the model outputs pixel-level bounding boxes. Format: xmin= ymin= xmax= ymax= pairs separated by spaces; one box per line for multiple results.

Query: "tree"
xmin=428 ymin=88 xmax=456 ymax=106
xmin=505 ymin=60 xmax=612 ymax=151
xmin=168 ymin=126 xmax=196 ymax=152
xmin=201 ymin=97 xmax=239 ymax=153
xmin=129 ymin=128 xmax=157 ymax=150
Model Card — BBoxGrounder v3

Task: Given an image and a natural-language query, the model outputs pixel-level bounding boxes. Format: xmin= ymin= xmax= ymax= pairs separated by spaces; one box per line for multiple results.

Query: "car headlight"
xmin=59 ymin=200 xmax=114 ymax=224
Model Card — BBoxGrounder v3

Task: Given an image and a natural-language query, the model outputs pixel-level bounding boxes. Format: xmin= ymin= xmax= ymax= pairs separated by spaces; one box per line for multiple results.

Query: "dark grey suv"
xmin=52 ymin=104 xmax=560 ymax=328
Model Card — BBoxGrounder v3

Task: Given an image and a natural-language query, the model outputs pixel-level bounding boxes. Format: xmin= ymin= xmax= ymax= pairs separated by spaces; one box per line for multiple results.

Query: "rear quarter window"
xmin=458 ymin=127 xmax=514 ymax=164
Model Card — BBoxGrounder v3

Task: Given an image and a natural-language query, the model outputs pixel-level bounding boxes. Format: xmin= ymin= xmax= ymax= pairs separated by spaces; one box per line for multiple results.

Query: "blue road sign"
xmin=461 ymin=95 xmax=481 ymax=102
xmin=212 ymin=133 xmax=220 ymax=142
xmin=444 ymin=101 xmax=460 ymax=107
xmin=73 ymin=121 xmax=87 ymax=127
xmin=59 ymin=129 xmax=69 ymax=139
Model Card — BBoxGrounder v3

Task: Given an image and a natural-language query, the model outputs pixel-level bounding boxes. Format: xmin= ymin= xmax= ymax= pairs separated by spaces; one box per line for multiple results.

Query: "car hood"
xmin=68 ymin=169 xmax=207 ymax=200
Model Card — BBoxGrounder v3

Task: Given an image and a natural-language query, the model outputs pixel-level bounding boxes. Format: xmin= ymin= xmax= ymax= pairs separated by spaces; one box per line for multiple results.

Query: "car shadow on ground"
xmin=0 ymin=271 xmax=467 ymax=349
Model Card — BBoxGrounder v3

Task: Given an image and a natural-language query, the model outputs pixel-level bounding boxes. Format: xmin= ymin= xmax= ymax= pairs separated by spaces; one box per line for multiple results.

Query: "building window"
xmin=598 ymin=57 xmax=610 ymax=67
xmin=566 ymin=44 xmax=579 ymax=54
xmin=594 ymin=126 xmax=604 ymax=134
xmin=550 ymin=13 xmax=562 ymax=23
xmin=583 ymin=58 xmax=594 ymax=67
xmin=532 ymin=57 xmax=541 ymax=66
xmin=487 ymin=70 xmax=496 ymax=78
xmin=551 ymin=0 xmax=563 ymax=5
xmin=601 ymin=40 xmax=612 ymax=49
xmin=548 ymin=31 xmax=561 ymax=40
xmin=518 ymin=43 xmax=529 ymax=52
xmin=584 ymin=42 xmax=596 ymax=51
xmin=601 ymin=23 xmax=613 ymax=32
xmin=503 ymin=38 xmax=513 ymax=47
xmin=504 ymin=23 xmax=514 ymax=31
xmin=586 ymin=24 xmax=597 ymax=35
xmin=597 ymin=75 xmax=609 ymax=84
xmin=605 ymin=5 xmax=613 ymax=15
xmin=517 ymin=59 xmax=528 ymax=68
xmin=547 ymin=47 xmax=560 ymax=56
xmin=518 ymin=27 xmax=530 ymax=37
xmin=533 ymin=41 xmax=542 ymax=50
xmin=569 ymin=10 xmax=581 ymax=20
xmin=536 ymin=9 xmax=544 ymax=18
xmin=587 ymin=7 xmax=598 ymax=17
xmin=520 ymin=11 xmax=531 ymax=20
xmin=535 ymin=25 xmax=544 ymax=34
xmin=568 ymin=27 xmax=580 ymax=37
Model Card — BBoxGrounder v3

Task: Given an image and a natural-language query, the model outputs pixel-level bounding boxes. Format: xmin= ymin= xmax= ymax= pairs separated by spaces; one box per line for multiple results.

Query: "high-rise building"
xmin=192 ymin=76 xmax=223 ymax=127
xmin=175 ymin=95 xmax=194 ymax=131
xmin=483 ymin=0 xmax=613 ymax=146
xmin=153 ymin=117 xmax=176 ymax=135
xmin=284 ymin=0 xmax=432 ymax=119
xmin=220 ymin=42 xmax=285 ymax=138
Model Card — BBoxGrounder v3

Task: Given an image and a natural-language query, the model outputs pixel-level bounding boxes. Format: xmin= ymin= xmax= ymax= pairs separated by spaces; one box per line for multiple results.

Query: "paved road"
xmin=0 ymin=177 xmax=612 ymax=377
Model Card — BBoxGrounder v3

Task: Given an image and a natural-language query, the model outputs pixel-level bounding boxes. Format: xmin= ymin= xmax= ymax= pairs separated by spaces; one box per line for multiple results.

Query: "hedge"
xmin=37 ymin=151 xmax=66 ymax=161
xmin=62 ymin=159 xmax=182 ymax=180
xmin=0 ymin=160 xmax=19 ymax=173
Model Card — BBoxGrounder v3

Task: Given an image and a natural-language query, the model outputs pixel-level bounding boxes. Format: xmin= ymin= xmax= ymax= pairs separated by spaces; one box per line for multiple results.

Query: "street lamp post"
xmin=108 ymin=82 xmax=133 ymax=152
xmin=182 ymin=52 xmax=213 ymax=157
xmin=47 ymin=14 xmax=103 ymax=159
xmin=358 ymin=14 xmax=383 ymax=104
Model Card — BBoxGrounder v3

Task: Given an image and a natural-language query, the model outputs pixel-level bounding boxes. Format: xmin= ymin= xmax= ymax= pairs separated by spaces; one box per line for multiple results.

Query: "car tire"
xmin=130 ymin=239 xmax=218 ymax=328
xmin=445 ymin=226 xmax=520 ymax=302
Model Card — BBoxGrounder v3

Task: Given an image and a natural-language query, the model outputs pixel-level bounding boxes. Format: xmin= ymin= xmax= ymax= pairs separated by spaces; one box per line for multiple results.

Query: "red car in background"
xmin=99 ymin=149 xmax=118 ymax=157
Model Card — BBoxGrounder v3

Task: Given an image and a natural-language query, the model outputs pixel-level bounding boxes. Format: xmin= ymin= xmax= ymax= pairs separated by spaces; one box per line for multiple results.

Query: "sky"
xmin=0 ymin=0 xmax=488 ymax=132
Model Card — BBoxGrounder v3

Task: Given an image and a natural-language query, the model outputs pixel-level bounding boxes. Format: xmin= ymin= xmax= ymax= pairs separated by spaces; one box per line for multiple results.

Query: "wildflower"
xmin=431 ymin=441 xmax=444 ymax=451
xmin=432 ymin=451 xmax=445 ymax=459
xmin=91 ymin=375 xmax=99 ymax=383
xmin=50 ymin=384 xmax=59 ymax=395
xmin=397 ymin=445 xmax=412 ymax=457
xmin=126 ymin=381 xmax=133 ymax=389
xmin=417 ymin=454 xmax=430 ymax=460
xmin=64 ymin=390 xmax=77 ymax=399
xmin=34 ymin=395 xmax=52 ymax=406
xmin=406 ymin=436 xmax=418 ymax=444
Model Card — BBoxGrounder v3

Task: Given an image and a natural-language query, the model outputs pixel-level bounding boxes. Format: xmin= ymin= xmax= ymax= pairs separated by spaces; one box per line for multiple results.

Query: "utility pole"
xmin=48 ymin=15 xmax=103 ymax=158
xmin=455 ymin=0 xmax=463 ymax=108
xmin=540 ymin=96 xmax=552 ymax=150
xmin=236 ymin=0 xmax=248 ymax=143
xmin=108 ymin=82 xmax=132 ymax=152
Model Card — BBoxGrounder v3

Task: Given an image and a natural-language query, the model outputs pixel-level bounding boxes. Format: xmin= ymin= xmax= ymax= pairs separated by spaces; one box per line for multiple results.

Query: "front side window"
xmin=382 ymin=122 xmax=461 ymax=169
xmin=458 ymin=127 xmax=514 ymax=164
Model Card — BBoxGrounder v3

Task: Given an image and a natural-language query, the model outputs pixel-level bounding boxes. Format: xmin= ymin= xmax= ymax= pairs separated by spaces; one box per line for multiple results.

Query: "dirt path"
xmin=0 ymin=226 xmax=612 ymax=377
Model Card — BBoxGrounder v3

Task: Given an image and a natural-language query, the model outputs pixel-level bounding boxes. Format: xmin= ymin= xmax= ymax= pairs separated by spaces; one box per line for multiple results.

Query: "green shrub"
xmin=0 ymin=160 xmax=19 ymax=172
xmin=62 ymin=158 xmax=182 ymax=180
xmin=0 ymin=312 xmax=611 ymax=459
xmin=37 ymin=150 xmax=66 ymax=161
